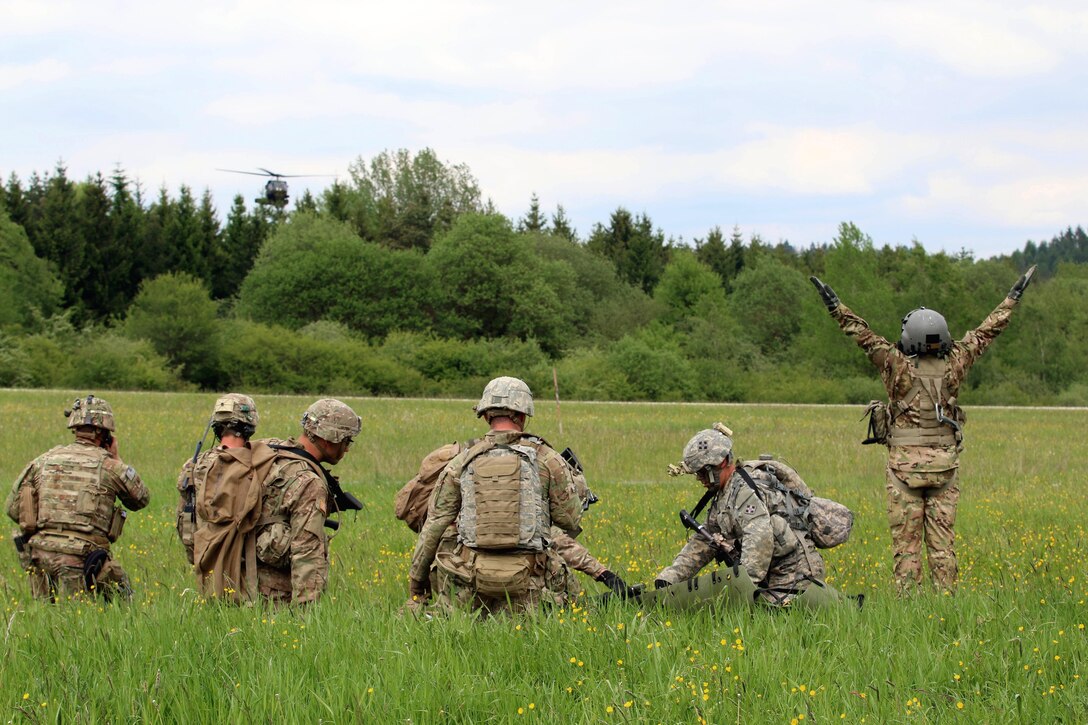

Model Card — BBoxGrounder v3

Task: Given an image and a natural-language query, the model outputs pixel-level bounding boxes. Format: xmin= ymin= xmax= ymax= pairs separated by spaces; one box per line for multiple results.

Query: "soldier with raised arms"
xmin=6 ymin=394 xmax=150 ymax=601
xmin=405 ymin=376 xmax=582 ymax=617
xmin=810 ymin=266 xmax=1036 ymax=594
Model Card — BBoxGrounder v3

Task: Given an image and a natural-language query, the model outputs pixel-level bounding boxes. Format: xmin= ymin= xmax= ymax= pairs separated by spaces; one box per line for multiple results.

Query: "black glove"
xmin=654 ymin=578 xmax=671 ymax=590
xmin=598 ymin=570 xmax=638 ymax=600
xmin=809 ymin=276 xmax=840 ymax=311
xmin=1008 ymin=265 xmax=1037 ymax=301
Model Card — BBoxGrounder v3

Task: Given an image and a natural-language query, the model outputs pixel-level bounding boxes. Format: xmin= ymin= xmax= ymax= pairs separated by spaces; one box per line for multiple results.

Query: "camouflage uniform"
xmin=657 ymin=461 xmax=825 ymax=604
xmin=250 ymin=437 xmax=333 ymax=604
xmin=6 ymin=438 xmax=149 ymax=601
xmin=409 ymin=429 xmax=582 ymax=616
xmin=831 ymin=296 xmax=1020 ymax=593
xmin=546 ymin=528 xmax=608 ymax=603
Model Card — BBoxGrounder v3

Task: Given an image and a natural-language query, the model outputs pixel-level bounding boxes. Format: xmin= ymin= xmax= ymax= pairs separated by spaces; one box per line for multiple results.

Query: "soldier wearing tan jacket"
xmin=811 ymin=266 xmax=1035 ymax=593
xmin=253 ymin=399 xmax=360 ymax=604
xmin=6 ymin=395 xmax=149 ymax=601
xmin=406 ymin=376 xmax=582 ymax=617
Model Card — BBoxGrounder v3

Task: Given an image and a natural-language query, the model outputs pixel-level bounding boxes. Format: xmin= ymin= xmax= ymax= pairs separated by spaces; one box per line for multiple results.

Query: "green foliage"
xmin=427 ymin=214 xmax=576 ymax=355
xmin=216 ymin=319 xmax=423 ymax=395
xmin=587 ymin=207 xmax=670 ymax=294
xmin=0 ymin=319 xmax=183 ymax=391
xmin=379 ymin=331 xmax=549 ymax=395
xmin=0 ymin=208 xmax=63 ymax=330
xmin=327 ymin=147 xmax=484 ymax=250
xmin=653 ymin=249 xmax=725 ymax=324
xmin=124 ymin=272 xmax=221 ymax=387
xmin=237 ymin=212 xmax=433 ymax=338
xmin=729 ymin=255 xmax=810 ymax=357
xmin=607 ymin=324 xmax=696 ymax=400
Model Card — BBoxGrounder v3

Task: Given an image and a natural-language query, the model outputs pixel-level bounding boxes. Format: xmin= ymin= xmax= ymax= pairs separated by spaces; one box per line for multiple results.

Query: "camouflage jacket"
xmin=833 ymin=296 xmax=1018 ymax=470
xmin=551 ymin=528 xmax=607 ymax=579
xmin=6 ymin=439 xmax=150 ymax=544
xmin=658 ymin=464 xmax=802 ymax=585
xmin=255 ymin=437 xmax=332 ymax=604
xmin=409 ymin=429 xmax=581 ymax=583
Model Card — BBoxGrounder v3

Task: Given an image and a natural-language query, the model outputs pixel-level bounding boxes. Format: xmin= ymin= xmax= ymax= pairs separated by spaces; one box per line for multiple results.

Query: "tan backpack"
xmin=395 ymin=442 xmax=468 ymax=533
xmin=192 ymin=442 xmax=278 ymax=601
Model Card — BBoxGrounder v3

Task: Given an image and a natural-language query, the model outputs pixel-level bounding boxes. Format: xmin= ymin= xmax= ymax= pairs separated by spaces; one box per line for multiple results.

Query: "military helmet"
xmin=212 ymin=393 xmax=259 ymax=426
xmin=300 ymin=398 xmax=361 ymax=444
xmin=899 ymin=307 xmax=952 ymax=357
xmin=65 ymin=394 xmax=115 ymax=432
xmin=475 ymin=376 xmax=535 ymax=418
xmin=682 ymin=428 xmax=734 ymax=473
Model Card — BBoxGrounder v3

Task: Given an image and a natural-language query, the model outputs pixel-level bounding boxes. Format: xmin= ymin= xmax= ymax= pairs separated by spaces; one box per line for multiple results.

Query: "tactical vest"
xmin=457 ymin=438 xmax=549 ymax=552
xmin=887 ymin=355 xmax=961 ymax=447
xmin=35 ymin=444 xmax=116 ymax=539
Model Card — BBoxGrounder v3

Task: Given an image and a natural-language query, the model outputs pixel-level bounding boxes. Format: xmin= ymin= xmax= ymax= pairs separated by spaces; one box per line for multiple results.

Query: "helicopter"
xmin=216 ymin=167 xmax=332 ymax=209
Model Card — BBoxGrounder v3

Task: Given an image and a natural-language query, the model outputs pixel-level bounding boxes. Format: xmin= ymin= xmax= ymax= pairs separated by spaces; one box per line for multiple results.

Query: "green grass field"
xmin=1 ymin=389 xmax=1085 ymax=723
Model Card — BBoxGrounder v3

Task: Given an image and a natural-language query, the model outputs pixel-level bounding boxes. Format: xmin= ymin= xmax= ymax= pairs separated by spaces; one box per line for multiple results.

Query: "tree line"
xmin=2 ymin=150 xmax=1086 ymax=406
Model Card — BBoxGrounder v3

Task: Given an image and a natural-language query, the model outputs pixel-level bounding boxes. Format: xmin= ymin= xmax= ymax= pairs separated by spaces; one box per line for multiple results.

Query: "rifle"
xmin=679 ymin=509 xmax=739 ymax=572
xmin=182 ymin=417 xmax=215 ymax=523
xmin=561 ymin=447 xmax=599 ymax=510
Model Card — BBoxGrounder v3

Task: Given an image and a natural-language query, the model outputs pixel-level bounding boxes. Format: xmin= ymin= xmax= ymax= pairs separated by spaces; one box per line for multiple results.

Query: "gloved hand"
xmin=597 ymin=570 xmax=639 ymax=600
xmin=1008 ymin=265 xmax=1037 ymax=301
xmin=809 ymin=276 xmax=840 ymax=311
xmin=654 ymin=578 xmax=671 ymax=590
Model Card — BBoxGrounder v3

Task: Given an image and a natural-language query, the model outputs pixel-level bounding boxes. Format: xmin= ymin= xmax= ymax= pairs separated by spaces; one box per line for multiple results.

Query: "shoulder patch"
xmin=124 ymin=466 xmax=136 ymax=481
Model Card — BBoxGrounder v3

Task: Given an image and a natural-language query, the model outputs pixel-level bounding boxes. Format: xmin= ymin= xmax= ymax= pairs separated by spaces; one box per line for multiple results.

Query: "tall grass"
xmin=1 ymin=390 xmax=1085 ymax=722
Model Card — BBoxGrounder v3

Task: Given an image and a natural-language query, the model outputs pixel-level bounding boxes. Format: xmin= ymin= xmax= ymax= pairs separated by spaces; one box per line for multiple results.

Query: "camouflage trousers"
xmin=757 ymin=534 xmax=826 ymax=606
xmin=26 ymin=548 xmax=130 ymax=602
xmin=885 ymin=467 xmax=959 ymax=595
xmin=434 ymin=545 xmax=550 ymax=618
xmin=542 ymin=547 xmax=583 ymax=608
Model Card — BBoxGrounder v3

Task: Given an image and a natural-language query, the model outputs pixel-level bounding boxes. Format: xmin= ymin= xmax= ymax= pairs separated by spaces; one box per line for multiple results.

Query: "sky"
xmin=3 ymin=1 xmax=1087 ymax=259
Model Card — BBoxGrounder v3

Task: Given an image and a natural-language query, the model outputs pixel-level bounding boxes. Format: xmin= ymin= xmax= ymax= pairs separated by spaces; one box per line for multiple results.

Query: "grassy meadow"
xmin=1 ymin=389 xmax=1085 ymax=723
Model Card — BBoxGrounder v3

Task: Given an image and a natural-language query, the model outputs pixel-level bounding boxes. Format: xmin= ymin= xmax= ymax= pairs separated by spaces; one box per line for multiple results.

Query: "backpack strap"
xmin=736 ymin=467 xmax=765 ymax=503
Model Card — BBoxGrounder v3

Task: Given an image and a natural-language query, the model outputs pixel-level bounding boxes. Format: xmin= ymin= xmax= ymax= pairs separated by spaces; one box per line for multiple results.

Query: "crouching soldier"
xmin=655 ymin=427 xmax=825 ymax=606
xmin=6 ymin=395 xmax=150 ymax=602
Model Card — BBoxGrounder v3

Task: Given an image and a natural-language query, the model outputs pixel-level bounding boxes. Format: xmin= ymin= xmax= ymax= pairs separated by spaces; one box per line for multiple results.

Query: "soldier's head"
xmin=300 ymin=398 xmax=360 ymax=465
xmin=898 ymin=307 xmax=952 ymax=357
xmin=211 ymin=393 xmax=259 ymax=442
xmin=65 ymin=394 xmax=115 ymax=442
xmin=474 ymin=376 xmax=534 ymax=430
xmin=680 ymin=425 xmax=736 ymax=491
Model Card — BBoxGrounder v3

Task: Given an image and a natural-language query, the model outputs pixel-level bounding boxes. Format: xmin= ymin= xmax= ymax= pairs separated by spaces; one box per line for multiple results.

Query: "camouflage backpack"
xmin=395 ymin=441 xmax=477 ymax=533
xmin=744 ymin=458 xmax=853 ymax=550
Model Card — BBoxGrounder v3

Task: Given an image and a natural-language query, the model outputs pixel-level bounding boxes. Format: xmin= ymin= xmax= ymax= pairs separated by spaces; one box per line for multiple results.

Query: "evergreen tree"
xmin=213 ymin=195 xmax=267 ymax=299
xmin=196 ymin=189 xmax=220 ymax=285
xmin=75 ymin=173 xmax=115 ymax=318
xmin=165 ymin=185 xmax=204 ymax=279
xmin=550 ymin=204 xmax=577 ymax=243
xmin=517 ymin=193 xmax=548 ymax=233
xmin=37 ymin=163 xmax=87 ymax=312
xmin=109 ymin=167 xmax=145 ymax=312
xmin=294 ymin=189 xmax=319 ymax=214
xmin=138 ymin=186 xmax=174 ymax=282
xmin=3 ymin=173 xmax=31 ymax=231
xmin=587 ymin=207 xmax=669 ymax=294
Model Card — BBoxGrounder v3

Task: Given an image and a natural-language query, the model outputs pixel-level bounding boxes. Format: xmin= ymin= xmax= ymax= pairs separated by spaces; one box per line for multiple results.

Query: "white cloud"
xmin=901 ymin=172 xmax=1088 ymax=228
xmin=0 ymin=59 xmax=69 ymax=90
